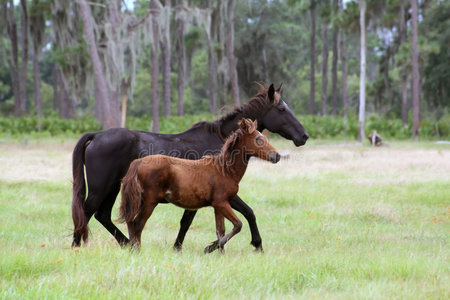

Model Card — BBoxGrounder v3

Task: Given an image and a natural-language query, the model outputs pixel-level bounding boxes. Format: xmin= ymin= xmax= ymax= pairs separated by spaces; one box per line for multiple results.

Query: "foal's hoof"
xmin=204 ymin=241 xmax=220 ymax=254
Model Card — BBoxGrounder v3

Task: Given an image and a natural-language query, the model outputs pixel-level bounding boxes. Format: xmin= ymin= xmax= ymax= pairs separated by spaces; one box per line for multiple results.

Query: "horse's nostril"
xmin=303 ymin=133 xmax=309 ymax=140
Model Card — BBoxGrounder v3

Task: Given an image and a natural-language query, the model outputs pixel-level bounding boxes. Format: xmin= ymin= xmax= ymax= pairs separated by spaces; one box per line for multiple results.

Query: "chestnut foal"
xmin=119 ymin=119 xmax=280 ymax=252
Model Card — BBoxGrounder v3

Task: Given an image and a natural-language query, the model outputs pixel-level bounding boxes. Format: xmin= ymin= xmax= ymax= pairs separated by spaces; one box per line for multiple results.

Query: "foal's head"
xmin=235 ymin=118 xmax=280 ymax=164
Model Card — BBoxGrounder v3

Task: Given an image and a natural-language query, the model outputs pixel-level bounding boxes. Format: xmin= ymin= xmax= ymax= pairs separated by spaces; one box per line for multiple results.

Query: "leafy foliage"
xmin=0 ymin=114 xmax=446 ymax=140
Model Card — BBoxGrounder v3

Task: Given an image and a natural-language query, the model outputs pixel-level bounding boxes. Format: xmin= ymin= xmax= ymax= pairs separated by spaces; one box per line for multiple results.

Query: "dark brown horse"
xmin=72 ymin=83 xmax=309 ymax=252
xmin=119 ymin=119 xmax=280 ymax=252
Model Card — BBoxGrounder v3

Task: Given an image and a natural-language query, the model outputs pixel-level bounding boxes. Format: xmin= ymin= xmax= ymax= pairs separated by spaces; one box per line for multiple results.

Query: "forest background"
xmin=0 ymin=0 xmax=448 ymax=140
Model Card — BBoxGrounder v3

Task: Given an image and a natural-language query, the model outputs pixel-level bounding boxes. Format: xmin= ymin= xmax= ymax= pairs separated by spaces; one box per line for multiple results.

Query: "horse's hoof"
xmin=250 ymin=239 xmax=262 ymax=249
xmin=119 ymin=241 xmax=130 ymax=248
xmin=254 ymin=245 xmax=264 ymax=253
xmin=173 ymin=243 xmax=182 ymax=252
xmin=71 ymin=241 xmax=81 ymax=248
xmin=204 ymin=241 xmax=219 ymax=254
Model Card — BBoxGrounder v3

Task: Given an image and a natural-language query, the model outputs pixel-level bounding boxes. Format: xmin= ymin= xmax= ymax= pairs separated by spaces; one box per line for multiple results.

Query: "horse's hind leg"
xmin=72 ymin=190 xmax=106 ymax=247
xmin=94 ymin=183 xmax=129 ymax=246
xmin=204 ymin=211 xmax=225 ymax=254
xmin=211 ymin=201 xmax=242 ymax=250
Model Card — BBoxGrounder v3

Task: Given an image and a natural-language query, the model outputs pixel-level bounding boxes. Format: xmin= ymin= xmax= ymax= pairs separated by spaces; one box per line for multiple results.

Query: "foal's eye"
xmin=255 ymin=137 xmax=264 ymax=146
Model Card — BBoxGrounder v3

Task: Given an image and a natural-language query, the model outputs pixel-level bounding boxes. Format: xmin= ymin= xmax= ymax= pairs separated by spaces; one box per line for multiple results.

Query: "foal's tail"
xmin=72 ymin=132 xmax=95 ymax=244
xmin=119 ymin=159 xmax=144 ymax=223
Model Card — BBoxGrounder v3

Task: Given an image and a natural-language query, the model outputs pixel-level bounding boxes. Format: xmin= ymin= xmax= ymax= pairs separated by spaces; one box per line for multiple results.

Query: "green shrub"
xmin=0 ymin=113 xmax=447 ymax=140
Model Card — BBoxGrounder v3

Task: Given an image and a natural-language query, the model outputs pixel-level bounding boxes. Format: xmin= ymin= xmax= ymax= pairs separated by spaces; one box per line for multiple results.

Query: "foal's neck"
xmin=222 ymin=143 xmax=251 ymax=184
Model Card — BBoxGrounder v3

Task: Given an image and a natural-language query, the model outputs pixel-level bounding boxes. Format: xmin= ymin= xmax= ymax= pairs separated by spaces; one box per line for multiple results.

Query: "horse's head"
xmin=238 ymin=118 xmax=280 ymax=164
xmin=258 ymin=84 xmax=309 ymax=147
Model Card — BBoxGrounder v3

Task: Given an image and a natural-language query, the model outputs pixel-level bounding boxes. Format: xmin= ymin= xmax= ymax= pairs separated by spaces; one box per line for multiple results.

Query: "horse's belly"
xmin=164 ymin=191 xmax=210 ymax=210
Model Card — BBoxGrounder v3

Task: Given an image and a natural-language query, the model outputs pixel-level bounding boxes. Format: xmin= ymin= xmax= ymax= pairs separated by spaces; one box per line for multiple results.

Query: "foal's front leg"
xmin=204 ymin=211 xmax=225 ymax=254
xmin=211 ymin=201 xmax=242 ymax=250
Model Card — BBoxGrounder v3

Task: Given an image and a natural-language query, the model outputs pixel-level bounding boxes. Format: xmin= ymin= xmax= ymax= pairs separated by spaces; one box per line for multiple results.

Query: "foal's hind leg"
xmin=204 ymin=211 xmax=225 ymax=254
xmin=128 ymin=192 xmax=158 ymax=249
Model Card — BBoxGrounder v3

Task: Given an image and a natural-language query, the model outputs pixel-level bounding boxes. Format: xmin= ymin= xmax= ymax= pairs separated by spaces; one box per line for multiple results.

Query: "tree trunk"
xmin=401 ymin=81 xmax=408 ymax=125
xmin=58 ymin=69 xmax=75 ymax=119
xmin=78 ymin=0 xmax=115 ymax=128
xmin=358 ymin=0 xmax=366 ymax=142
xmin=331 ymin=20 xmax=338 ymax=115
xmin=411 ymin=0 xmax=420 ymax=139
xmin=321 ymin=22 xmax=329 ymax=116
xmin=399 ymin=2 xmax=408 ymax=125
xmin=176 ymin=12 xmax=185 ymax=116
xmin=339 ymin=0 xmax=348 ymax=118
xmin=226 ymin=0 xmax=240 ymax=106
xmin=151 ymin=0 xmax=160 ymax=132
xmin=207 ymin=0 xmax=218 ymax=114
xmin=309 ymin=2 xmax=316 ymax=115
xmin=4 ymin=0 xmax=22 ymax=117
xmin=19 ymin=0 xmax=28 ymax=115
xmin=32 ymin=46 xmax=42 ymax=132
xmin=52 ymin=64 xmax=59 ymax=111
xmin=59 ymin=81 xmax=75 ymax=119
xmin=207 ymin=41 xmax=218 ymax=114
xmin=161 ymin=0 xmax=171 ymax=117
xmin=121 ymin=93 xmax=128 ymax=128
xmin=263 ymin=46 xmax=269 ymax=84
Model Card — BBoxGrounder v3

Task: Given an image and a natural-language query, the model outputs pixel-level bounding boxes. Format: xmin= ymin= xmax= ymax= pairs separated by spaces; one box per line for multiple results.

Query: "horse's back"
xmin=83 ymin=128 xmax=141 ymax=188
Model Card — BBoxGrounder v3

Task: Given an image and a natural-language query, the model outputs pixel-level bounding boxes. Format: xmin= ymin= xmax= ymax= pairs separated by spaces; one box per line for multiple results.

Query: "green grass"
xmin=0 ymin=140 xmax=449 ymax=299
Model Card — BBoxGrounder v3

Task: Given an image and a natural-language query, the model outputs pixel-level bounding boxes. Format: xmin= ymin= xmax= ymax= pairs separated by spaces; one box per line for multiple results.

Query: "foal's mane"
xmin=206 ymin=127 xmax=245 ymax=176
xmin=192 ymin=84 xmax=274 ymax=138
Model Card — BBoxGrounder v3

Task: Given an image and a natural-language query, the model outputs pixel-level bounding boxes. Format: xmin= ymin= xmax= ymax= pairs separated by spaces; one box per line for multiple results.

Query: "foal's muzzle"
xmin=269 ymin=152 xmax=281 ymax=164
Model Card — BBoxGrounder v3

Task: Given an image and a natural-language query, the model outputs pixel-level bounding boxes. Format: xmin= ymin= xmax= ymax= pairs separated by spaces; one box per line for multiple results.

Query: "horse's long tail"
xmin=72 ymin=132 xmax=95 ymax=244
xmin=119 ymin=159 xmax=144 ymax=223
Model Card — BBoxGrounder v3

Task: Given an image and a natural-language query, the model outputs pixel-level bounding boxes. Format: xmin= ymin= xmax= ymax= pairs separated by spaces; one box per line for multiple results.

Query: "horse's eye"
xmin=255 ymin=137 xmax=264 ymax=146
xmin=278 ymin=106 xmax=285 ymax=112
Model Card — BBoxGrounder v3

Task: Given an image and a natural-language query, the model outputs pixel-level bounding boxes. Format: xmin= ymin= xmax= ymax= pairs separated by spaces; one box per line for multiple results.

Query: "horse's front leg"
xmin=173 ymin=210 xmax=198 ymax=251
xmin=204 ymin=211 xmax=225 ymax=254
xmin=229 ymin=194 xmax=263 ymax=252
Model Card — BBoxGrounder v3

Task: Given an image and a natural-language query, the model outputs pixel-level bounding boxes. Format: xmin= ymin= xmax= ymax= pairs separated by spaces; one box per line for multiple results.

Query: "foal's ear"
xmin=268 ymin=83 xmax=275 ymax=103
xmin=276 ymin=83 xmax=283 ymax=93
xmin=239 ymin=118 xmax=256 ymax=134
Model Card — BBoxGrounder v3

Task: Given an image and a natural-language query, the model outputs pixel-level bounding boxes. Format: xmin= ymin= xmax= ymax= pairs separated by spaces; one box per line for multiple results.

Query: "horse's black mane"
xmin=191 ymin=86 xmax=271 ymax=137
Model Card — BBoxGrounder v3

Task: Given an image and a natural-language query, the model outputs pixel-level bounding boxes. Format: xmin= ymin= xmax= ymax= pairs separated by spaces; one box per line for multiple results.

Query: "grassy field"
xmin=0 ymin=137 xmax=449 ymax=299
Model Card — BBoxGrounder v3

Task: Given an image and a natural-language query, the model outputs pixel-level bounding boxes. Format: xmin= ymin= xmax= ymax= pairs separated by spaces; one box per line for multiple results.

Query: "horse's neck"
xmin=219 ymin=113 xmax=258 ymax=138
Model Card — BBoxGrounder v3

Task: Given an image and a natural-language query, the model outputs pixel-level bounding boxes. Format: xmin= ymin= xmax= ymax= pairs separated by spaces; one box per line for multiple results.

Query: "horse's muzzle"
xmin=294 ymin=133 xmax=309 ymax=146
xmin=269 ymin=152 xmax=280 ymax=164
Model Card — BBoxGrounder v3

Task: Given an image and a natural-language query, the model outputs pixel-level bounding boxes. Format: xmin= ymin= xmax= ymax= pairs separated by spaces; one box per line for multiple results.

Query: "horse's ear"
xmin=276 ymin=83 xmax=283 ymax=93
xmin=268 ymin=83 xmax=275 ymax=103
